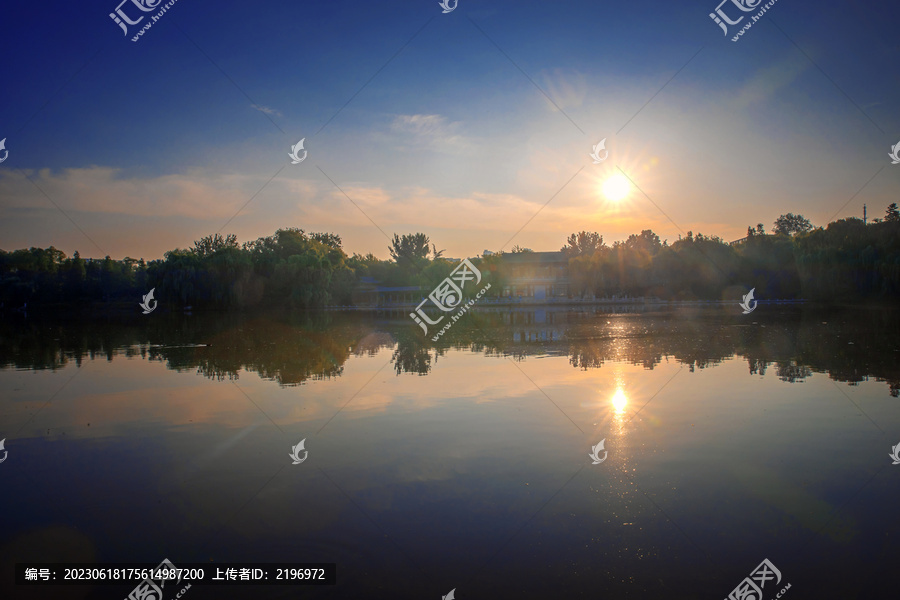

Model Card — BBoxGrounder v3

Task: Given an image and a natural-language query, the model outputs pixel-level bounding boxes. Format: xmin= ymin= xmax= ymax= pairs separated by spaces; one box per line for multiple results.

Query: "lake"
xmin=1 ymin=306 xmax=898 ymax=599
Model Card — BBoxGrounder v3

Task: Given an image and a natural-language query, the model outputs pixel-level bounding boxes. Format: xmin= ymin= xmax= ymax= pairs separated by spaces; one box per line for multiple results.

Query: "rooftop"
xmin=500 ymin=251 xmax=567 ymax=263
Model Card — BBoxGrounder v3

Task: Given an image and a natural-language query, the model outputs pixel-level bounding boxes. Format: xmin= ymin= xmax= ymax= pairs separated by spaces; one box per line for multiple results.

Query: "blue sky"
xmin=1 ymin=0 xmax=898 ymax=260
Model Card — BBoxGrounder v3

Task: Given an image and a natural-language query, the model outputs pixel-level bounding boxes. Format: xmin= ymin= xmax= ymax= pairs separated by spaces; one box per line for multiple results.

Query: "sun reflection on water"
xmin=611 ymin=388 xmax=628 ymax=415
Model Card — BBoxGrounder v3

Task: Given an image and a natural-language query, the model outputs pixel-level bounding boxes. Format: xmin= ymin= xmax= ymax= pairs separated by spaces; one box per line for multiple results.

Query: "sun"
xmin=611 ymin=388 xmax=628 ymax=414
xmin=602 ymin=173 xmax=631 ymax=202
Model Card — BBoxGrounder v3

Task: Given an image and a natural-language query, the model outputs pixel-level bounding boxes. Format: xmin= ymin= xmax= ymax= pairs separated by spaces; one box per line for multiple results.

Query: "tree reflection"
xmin=1 ymin=307 xmax=898 ymax=396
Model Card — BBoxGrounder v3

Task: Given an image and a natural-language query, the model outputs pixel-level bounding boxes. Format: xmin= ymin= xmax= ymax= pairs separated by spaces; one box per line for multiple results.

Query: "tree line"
xmin=555 ymin=206 xmax=898 ymax=303
xmin=1 ymin=205 xmax=898 ymax=309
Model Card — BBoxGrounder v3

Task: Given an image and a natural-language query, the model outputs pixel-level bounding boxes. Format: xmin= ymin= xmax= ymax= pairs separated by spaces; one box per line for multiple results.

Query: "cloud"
xmin=0 ymin=161 xmax=691 ymax=259
xmin=299 ymin=182 xmax=538 ymax=232
xmin=389 ymin=114 xmax=468 ymax=150
xmin=0 ymin=166 xmax=542 ymax=234
xmin=391 ymin=114 xmax=447 ymax=134
xmin=251 ymin=104 xmax=283 ymax=117
xmin=0 ymin=167 xmax=259 ymax=220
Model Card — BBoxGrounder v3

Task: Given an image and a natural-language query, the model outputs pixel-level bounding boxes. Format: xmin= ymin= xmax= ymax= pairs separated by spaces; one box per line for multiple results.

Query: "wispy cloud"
xmin=0 ymin=167 xmax=258 ymax=220
xmin=391 ymin=114 xmax=448 ymax=135
xmin=251 ymin=104 xmax=283 ymax=117
xmin=0 ymin=160 xmax=782 ymax=260
xmin=389 ymin=114 xmax=468 ymax=150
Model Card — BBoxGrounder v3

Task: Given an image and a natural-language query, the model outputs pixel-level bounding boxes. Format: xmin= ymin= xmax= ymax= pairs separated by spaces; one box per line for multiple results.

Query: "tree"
xmin=192 ymin=233 xmax=238 ymax=257
xmin=510 ymin=245 xmax=533 ymax=253
xmin=310 ymin=232 xmax=343 ymax=249
xmin=756 ymin=223 xmax=765 ymax=235
xmin=389 ymin=233 xmax=432 ymax=264
xmin=561 ymin=231 xmax=604 ymax=257
xmin=885 ymin=202 xmax=899 ymax=223
xmin=268 ymin=228 xmax=318 ymax=261
xmin=624 ymin=230 xmax=661 ymax=254
xmin=773 ymin=213 xmax=812 ymax=236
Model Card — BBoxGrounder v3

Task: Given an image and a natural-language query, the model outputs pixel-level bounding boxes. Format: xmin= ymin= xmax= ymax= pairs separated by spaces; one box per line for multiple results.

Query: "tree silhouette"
xmin=192 ymin=233 xmax=238 ymax=257
xmin=561 ymin=231 xmax=604 ymax=257
xmin=3 ymin=210 xmax=900 ymax=309
xmin=389 ymin=233 xmax=432 ymax=264
xmin=773 ymin=213 xmax=813 ymax=236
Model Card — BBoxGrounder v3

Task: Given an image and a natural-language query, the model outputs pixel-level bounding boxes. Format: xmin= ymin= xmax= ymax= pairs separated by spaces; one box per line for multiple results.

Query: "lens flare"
xmin=611 ymin=388 xmax=628 ymax=414
xmin=602 ymin=173 xmax=631 ymax=202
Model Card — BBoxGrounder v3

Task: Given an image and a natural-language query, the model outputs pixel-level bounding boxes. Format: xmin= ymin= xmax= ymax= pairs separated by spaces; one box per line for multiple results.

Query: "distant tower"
xmin=864 ymin=204 xmax=867 ymax=225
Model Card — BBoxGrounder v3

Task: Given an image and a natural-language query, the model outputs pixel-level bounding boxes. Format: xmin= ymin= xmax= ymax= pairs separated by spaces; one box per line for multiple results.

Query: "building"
xmin=498 ymin=251 xmax=570 ymax=300
xmin=351 ymin=252 xmax=572 ymax=307
xmin=729 ymin=233 xmax=775 ymax=246
xmin=352 ymin=277 xmax=422 ymax=307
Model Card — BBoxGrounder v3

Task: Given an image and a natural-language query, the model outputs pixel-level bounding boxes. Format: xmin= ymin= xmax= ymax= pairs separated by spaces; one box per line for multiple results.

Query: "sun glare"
xmin=602 ymin=173 xmax=631 ymax=202
xmin=611 ymin=388 xmax=628 ymax=414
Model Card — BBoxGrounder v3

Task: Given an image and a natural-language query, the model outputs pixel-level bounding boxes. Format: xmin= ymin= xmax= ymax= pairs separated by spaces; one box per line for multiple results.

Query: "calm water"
xmin=1 ymin=306 xmax=898 ymax=599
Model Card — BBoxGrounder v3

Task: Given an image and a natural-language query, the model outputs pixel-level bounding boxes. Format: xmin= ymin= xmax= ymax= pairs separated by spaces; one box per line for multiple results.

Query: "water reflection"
xmin=0 ymin=307 xmax=898 ymax=396
xmin=611 ymin=388 xmax=628 ymax=415
xmin=1 ymin=307 xmax=899 ymax=598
